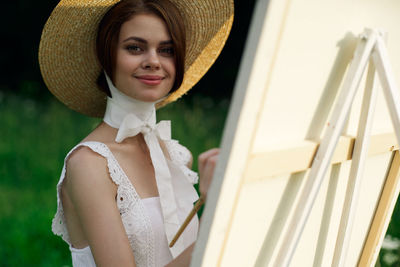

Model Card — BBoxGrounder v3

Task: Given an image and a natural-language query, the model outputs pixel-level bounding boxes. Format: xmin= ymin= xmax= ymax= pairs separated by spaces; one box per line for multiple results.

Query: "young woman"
xmin=39 ymin=0 xmax=233 ymax=266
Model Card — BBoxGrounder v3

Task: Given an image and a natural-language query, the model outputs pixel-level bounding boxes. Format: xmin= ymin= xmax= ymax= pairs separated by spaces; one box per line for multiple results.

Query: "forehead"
xmin=119 ymin=13 xmax=171 ymax=42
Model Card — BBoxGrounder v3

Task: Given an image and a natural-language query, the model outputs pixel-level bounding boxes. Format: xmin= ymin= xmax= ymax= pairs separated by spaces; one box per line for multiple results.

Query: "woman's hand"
xmin=198 ymin=148 xmax=220 ymax=199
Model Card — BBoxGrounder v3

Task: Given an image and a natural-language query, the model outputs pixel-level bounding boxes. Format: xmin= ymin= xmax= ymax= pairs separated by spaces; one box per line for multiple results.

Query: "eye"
xmin=125 ymin=44 xmax=143 ymax=54
xmin=159 ymin=47 xmax=174 ymax=57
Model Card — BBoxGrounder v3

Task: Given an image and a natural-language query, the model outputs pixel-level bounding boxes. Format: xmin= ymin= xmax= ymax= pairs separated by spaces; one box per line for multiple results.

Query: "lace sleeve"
xmin=164 ymin=140 xmax=199 ymax=184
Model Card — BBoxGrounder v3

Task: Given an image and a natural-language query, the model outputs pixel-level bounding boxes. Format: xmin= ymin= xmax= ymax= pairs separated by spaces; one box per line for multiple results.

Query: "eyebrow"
xmin=122 ymin=36 xmax=173 ymax=45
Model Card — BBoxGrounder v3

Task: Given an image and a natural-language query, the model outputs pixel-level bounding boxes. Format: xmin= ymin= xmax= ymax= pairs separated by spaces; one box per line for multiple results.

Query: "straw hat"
xmin=39 ymin=0 xmax=234 ymax=117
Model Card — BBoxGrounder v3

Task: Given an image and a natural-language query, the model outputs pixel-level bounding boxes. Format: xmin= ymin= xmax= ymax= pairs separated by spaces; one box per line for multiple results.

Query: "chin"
xmin=135 ymin=93 xmax=167 ymax=103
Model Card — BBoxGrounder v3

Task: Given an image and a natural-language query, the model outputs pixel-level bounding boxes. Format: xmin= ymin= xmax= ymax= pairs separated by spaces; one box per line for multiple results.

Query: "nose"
xmin=142 ymin=50 xmax=161 ymax=70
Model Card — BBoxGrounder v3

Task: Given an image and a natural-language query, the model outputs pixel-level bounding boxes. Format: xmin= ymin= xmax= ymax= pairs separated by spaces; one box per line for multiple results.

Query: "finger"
xmin=198 ymin=148 xmax=220 ymax=171
xmin=199 ymin=154 xmax=219 ymax=197
xmin=199 ymin=151 xmax=219 ymax=178
xmin=198 ymin=149 xmax=219 ymax=168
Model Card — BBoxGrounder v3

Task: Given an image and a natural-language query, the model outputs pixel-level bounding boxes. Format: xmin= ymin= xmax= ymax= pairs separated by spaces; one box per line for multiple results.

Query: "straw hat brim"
xmin=39 ymin=0 xmax=234 ymax=117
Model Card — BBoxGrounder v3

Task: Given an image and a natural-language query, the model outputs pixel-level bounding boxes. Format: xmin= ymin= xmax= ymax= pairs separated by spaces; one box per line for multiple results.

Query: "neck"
xmin=103 ymin=74 xmax=156 ymax=128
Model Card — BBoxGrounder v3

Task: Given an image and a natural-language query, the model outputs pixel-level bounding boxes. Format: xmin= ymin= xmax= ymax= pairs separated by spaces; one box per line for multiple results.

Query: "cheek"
xmin=114 ymin=54 xmax=134 ymax=88
xmin=115 ymin=49 xmax=141 ymax=73
xmin=116 ymin=56 xmax=135 ymax=74
xmin=165 ymin=60 xmax=176 ymax=79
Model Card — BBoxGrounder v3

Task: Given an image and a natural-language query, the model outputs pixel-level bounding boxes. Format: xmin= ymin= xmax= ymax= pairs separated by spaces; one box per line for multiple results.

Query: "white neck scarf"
xmin=103 ymin=74 xmax=195 ymax=258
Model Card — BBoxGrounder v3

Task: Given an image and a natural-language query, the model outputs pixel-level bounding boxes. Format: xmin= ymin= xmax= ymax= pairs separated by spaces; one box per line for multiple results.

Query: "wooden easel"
xmin=272 ymin=28 xmax=400 ymax=267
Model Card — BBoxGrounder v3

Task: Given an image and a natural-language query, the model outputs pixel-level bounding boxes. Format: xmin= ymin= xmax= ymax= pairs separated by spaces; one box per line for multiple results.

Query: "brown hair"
xmin=96 ymin=0 xmax=186 ymax=97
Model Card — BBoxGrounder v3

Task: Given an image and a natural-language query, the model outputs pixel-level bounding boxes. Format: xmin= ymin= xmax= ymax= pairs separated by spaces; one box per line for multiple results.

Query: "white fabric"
xmin=103 ymin=74 xmax=199 ymax=257
xmin=141 ymin=197 xmax=173 ymax=267
xmin=69 ymin=246 xmax=95 ymax=267
xmin=52 ymin=141 xmax=199 ymax=267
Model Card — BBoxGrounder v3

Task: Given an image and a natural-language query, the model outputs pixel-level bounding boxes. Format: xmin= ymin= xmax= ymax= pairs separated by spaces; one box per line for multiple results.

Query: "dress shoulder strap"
xmin=51 ymin=141 xmax=132 ymax=245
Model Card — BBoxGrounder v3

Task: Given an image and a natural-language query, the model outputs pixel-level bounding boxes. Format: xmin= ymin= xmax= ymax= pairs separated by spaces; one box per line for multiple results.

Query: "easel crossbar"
xmin=245 ymin=133 xmax=398 ymax=182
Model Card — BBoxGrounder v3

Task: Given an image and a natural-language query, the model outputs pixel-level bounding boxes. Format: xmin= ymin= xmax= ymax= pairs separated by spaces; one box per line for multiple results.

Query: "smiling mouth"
xmin=135 ymin=75 xmax=164 ymax=86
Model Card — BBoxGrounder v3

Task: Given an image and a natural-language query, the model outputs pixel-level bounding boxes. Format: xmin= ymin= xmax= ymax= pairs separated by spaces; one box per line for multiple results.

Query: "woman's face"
xmin=114 ymin=13 xmax=176 ymax=102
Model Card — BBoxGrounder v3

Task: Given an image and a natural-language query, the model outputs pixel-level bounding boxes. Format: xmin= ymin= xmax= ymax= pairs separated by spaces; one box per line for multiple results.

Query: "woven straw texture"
xmin=39 ymin=0 xmax=234 ymax=117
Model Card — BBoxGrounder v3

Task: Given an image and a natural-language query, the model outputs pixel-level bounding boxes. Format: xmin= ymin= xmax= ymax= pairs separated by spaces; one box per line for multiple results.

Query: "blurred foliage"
xmin=0 ymin=93 xmax=100 ymax=266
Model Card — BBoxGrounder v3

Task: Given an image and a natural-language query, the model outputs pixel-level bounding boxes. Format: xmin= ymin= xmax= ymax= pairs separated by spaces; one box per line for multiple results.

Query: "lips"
xmin=135 ymin=75 xmax=164 ymax=86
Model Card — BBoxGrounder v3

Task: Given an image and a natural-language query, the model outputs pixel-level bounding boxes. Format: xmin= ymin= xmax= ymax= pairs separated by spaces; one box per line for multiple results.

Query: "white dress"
xmin=52 ymin=141 xmax=199 ymax=267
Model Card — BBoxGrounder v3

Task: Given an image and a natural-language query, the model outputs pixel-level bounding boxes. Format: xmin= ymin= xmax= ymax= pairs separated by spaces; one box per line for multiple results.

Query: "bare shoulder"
xmin=67 ymin=146 xmax=106 ymax=174
xmin=64 ymin=146 xmax=116 ymax=196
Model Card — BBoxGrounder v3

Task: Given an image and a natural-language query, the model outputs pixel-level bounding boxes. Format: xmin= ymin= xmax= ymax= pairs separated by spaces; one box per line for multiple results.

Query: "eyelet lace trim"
xmin=164 ymin=140 xmax=199 ymax=184
xmin=51 ymin=141 xmax=155 ymax=267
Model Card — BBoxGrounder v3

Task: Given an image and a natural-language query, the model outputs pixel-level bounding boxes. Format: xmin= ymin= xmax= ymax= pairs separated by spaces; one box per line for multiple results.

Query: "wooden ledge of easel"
xmin=245 ymin=132 xmax=398 ymax=182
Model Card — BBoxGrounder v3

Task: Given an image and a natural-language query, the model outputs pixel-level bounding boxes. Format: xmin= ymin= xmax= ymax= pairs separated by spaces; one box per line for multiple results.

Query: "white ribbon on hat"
xmin=103 ymin=74 xmax=198 ymax=258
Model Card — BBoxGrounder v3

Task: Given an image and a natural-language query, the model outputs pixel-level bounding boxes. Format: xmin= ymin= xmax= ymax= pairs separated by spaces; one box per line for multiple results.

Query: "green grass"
xmin=0 ymin=92 xmax=398 ymax=266
xmin=0 ymin=94 xmax=102 ymax=266
xmin=0 ymin=92 xmax=228 ymax=266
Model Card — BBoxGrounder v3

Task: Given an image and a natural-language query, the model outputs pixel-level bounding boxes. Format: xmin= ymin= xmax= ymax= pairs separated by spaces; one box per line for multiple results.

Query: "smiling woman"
xmin=38 ymin=0 xmax=234 ymax=266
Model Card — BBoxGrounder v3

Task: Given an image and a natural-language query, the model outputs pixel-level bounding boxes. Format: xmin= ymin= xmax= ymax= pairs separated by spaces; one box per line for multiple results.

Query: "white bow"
xmin=116 ymin=113 xmax=171 ymax=142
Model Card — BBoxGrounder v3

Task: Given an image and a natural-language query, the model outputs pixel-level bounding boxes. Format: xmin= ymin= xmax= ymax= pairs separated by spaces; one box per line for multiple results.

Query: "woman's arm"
xmin=165 ymin=243 xmax=195 ymax=267
xmin=63 ymin=147 xmax=136 ymax=267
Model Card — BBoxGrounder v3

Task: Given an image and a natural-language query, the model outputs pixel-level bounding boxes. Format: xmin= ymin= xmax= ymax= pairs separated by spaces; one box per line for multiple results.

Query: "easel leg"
xmin=273 ymin=30 xmax=378 ymax=267
xmin=332 ymin=59 xmax=379 ymax=267
xmin=373 ymin=35 xmax=400 ymax=145
xmin=358 ymin=151 xmax=400 ymax=266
